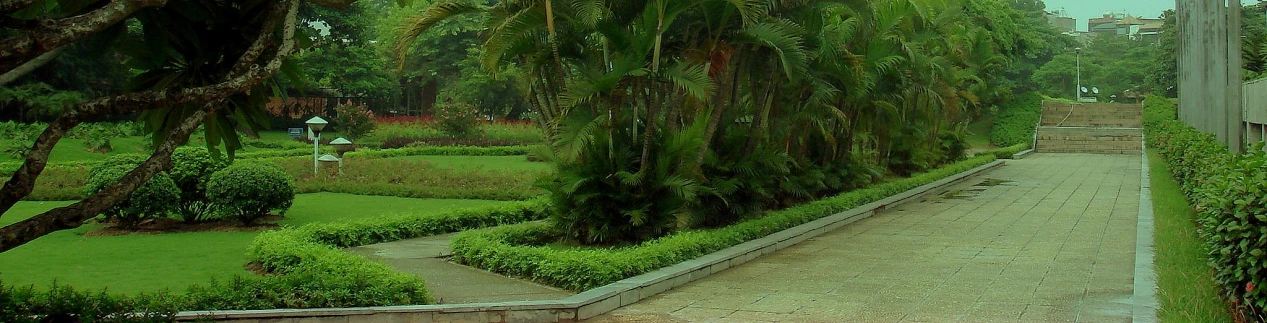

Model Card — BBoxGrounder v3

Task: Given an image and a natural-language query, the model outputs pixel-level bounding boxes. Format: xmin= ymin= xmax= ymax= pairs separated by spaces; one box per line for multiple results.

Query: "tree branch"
xmin=0 ymin=0 xmax=301 ymax=219
xmin=0 ymin=46 xmax=63 ymax=86
xmin=0 ymin=0 xmax=167 ymax=74
xmin=0 ymin=0 xmax=36 ymax=15
xmin=0 ymin=101 xmax=221 ymax=253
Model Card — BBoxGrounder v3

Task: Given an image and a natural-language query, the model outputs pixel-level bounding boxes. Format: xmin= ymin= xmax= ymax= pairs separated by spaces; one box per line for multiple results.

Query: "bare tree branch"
xmin=0 ymin=101 xmax=221 ymax=253
xmin=0 ymin=46 xmax=63 ymax=86
xmin=0 ymin=0 xmax=167 ymax=74
xmin=0 ymin=0 xmax=301 ymax=220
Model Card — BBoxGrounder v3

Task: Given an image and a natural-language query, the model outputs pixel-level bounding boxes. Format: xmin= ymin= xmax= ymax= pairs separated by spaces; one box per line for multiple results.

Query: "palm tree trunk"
xmin=741 ymin=79 xmax=777 ymax=157
xmin=694 ymin=61 xmax=738 ymax=167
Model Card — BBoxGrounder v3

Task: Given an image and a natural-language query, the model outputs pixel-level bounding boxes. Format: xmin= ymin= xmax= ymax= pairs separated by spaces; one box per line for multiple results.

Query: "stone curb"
xmin=1012 ymin=149 xmax=1034 ymax=159
xmin=175 ymin=160 xmax=1005 ymax=323
xmin=1133 ymin=141 xmax=1159 ymax=322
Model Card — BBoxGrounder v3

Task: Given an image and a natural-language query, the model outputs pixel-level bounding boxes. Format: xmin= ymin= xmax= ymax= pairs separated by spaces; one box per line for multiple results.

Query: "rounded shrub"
xmin=207 ymin=162 xmax=295 ymax=226
xmin=85 ymin=155 xmax=180 ymax=229
xmin=169 ymin=146 xmax=229 ymax=223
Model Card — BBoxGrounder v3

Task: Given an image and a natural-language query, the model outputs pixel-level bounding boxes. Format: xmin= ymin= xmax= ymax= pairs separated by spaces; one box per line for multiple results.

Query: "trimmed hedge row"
xmin=343 ymin=145 xmax=534 ymax=158
xmin=1143 ymin=96 xmax=1267 ymax=313
xmin=0 ymin=282 xmax=179 ymax=322
xmin=450 ymin=155 xmax=998 ymax=291
xmin=976 ymin=143 xmax=1030 ymax=159
xmin=989 ymin=92 xmax=1043 ymax=147
xmin=1 ymin=145 xmax=535 ymax=174
xmin=207 ymin=199 xmax=553 ymax=311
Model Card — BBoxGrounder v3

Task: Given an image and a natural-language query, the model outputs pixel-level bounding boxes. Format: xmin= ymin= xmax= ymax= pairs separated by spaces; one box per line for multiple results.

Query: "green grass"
xmin=0 ymin=136 xmax=153 ymax=163
xmin=397 ymin=155 xmax=548 ymax=172
xmin=0 ymin=194 xmax=509 ymax=295
xmin=965 ymin=115 xmax=994 ymax=150
xmin=1149 ymin=149 xmax=1234 ymax=322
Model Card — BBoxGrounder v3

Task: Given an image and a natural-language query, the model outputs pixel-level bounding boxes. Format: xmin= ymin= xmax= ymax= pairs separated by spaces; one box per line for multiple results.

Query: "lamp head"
xmin=1074 ymin=47 xmax=1082 ymax=54
xmin=305 ymin=117 xmax=329 ymax=134
xmin=330 ymin=137 xmax=354 ymax=157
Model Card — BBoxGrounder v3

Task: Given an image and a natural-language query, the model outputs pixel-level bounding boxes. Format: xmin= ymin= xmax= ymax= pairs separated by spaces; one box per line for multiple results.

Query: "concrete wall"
xmin=1176 ymin=0 xmax=1243 ymax=152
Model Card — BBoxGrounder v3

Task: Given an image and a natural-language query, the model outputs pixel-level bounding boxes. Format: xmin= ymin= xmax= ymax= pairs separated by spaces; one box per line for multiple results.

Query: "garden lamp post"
xmin=305 ymin=116 xmax=328 ymax=176
xmin=329 ymin=137 xmax=353 ymax=175
xmin=1074 ymin=47 xmax=1082 ymax=102
xmin=317 ymin=154 xmax=341 ymax=175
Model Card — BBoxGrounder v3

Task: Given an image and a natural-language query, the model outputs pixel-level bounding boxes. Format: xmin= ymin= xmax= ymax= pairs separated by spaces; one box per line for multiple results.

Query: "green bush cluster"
xmin=84 ymin=155 xmax=181 ymax=229
xmin=976 ymin=143 xmax=1030 ymax=159
xmin=0 ymin=281 xmax=178 ymax=323
xmin=206 ymin=162 xmax=295 ymax=225
xmin=1143 ymin=96 xmax=1267 ymax=312
xmin=989 ymin=92 xmax=1043 ymax=147
xmin=451 ymin=155 xmax=997 ymax=291
xmin=169 ymin=147 xmax=229 ymax=223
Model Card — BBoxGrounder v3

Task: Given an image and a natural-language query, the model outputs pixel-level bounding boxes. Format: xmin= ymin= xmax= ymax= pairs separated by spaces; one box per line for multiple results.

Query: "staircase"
xmin=1034 ymin=102 xmax=1143 ymax=155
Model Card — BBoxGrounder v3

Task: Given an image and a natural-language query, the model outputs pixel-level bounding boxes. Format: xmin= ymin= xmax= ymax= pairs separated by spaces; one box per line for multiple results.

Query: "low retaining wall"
xmin=175 ymin=160 xmax=1005 ymax=323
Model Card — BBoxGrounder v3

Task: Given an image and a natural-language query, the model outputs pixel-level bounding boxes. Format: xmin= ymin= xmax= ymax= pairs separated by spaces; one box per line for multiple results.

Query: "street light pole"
xmin=1075 ymin=47 xmax=1082 ymax=102
xmin=305 ymin=117 xmax=328 ymax=176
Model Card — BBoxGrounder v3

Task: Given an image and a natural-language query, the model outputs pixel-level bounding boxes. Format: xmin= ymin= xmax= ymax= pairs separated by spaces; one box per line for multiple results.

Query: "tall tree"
xmin=0 ymin=0 xmax=356 ymax=252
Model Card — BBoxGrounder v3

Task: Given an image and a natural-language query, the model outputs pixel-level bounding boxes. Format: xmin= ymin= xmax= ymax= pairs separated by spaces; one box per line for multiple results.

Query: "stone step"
xmin=1039 ymin=102 xmax=1142 ymax=128
xmin=1034 ymin=126 xmax=1142 ymax=154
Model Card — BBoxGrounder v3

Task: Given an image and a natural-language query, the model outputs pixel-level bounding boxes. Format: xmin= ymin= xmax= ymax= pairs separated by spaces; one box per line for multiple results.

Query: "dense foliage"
xmin=206 ymin=162 xmax=296 ymax=225
xmin=168 ymin=147 xmax=229 ymax=223
xmin=0 ymin=281 xmax=178 ymax=323
xmin=402 ymin=0 xmax=1032 ymax=244
xmin=1144 ymin=96 xmax=1267 ymax=316
xmin=988 ymin=92 xmax=1043 ymax=147
xmin=84 ymin=155 xmax=181 ymax=229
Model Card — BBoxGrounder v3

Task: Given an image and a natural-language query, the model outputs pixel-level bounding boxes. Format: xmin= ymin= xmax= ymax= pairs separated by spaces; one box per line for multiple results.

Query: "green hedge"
xmin=0 ymin=281 xmax=178 ymax=322
xmin=989 ymin=92 xmax=1043 ymax=147
xmin=344 ymin=145 xmax=534 ymax=158
xmin=450 ymin=155 xmax=997 ymax=291
xmin=976 ymin=143 xmax=1030 ymax=159
xmin=1143 ymin=96 xmax=1267 ymax=312
xmin=186 ymin=199 xmax=553 ymax=311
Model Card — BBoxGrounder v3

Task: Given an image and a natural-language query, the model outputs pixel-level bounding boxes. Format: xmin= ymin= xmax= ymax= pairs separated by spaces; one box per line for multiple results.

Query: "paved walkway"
xmin=590 ymin=153 xmax=1143 ymax=322
xmin=344 ymin=233 xmax=573 ymax=304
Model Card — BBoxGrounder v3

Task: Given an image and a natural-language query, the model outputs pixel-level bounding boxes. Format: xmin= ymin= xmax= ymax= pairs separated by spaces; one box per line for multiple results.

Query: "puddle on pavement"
xmin=940 ymin=178 xmax=1014 ymax=200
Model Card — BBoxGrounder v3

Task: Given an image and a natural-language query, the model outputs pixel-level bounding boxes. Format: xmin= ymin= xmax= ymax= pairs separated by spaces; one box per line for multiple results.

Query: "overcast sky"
xmin=1041 ymin=0 xmax=1174 ymax=31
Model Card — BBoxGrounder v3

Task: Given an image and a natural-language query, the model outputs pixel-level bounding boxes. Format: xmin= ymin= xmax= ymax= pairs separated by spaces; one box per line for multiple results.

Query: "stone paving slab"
xmin=589 ymin=153 xmax=1142 ymax=322
xmin=345 ymin=233 xmax=574 ymax=304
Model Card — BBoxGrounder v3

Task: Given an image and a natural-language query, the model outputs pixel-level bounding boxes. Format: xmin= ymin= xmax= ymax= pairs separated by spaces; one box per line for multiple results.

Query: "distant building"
xmin=1046 ymin=9 xmax=1076 ymax=33
xmin=1087 ymin=12 xmax=1163 ymax=41
xmin=1137 ymin=18 xmax=1164 ymax=43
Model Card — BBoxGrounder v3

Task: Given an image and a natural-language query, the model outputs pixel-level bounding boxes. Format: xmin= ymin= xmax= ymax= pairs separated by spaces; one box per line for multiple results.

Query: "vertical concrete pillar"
xmin=1228 ymin=0 xmax=1244 ymax=152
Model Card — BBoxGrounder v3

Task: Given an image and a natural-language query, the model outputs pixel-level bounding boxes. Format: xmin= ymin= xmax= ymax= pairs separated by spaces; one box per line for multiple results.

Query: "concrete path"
xmin=590 ymin=153 xmax=1143 ymax=322
xmin=345 ymin=233 xmax=573 ymax=304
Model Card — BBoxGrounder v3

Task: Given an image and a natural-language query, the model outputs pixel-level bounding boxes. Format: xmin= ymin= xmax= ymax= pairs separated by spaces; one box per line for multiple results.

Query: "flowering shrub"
xmin=434 ymin=102 xmax=483 ymax=138
xmin=333 ymin=101 xmax=376 ymax=139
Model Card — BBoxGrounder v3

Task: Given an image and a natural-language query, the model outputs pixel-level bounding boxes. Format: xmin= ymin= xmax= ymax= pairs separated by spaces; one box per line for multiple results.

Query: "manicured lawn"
xmin=398 ymin=155 xmax=549 ymax=172
xmin=0 ymin=194 xmax=509 ymax=295
xmin=0 ymin=136 xmax=152 ymax=163
xmin=1149 ymin=149 xmax=1234 ymax=322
